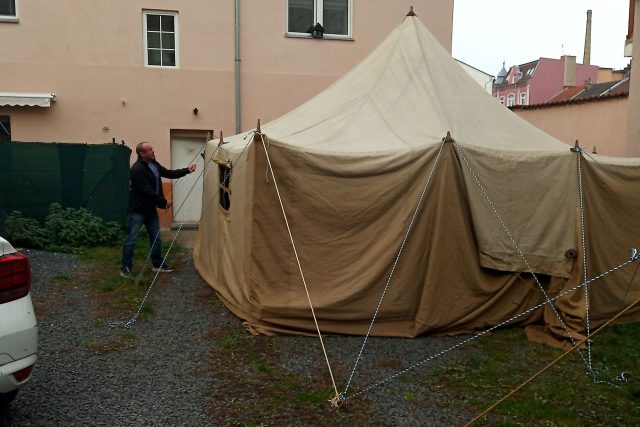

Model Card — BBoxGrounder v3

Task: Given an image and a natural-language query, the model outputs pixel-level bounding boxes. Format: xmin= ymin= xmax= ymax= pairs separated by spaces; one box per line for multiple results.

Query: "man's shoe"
xmin=120 ymin=266 xmax=134 ymax=278
xmin=152 ymin=264 xmax=174 ymax=273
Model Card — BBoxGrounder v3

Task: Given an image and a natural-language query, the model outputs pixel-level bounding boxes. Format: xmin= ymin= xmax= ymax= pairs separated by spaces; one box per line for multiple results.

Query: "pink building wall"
xmin=513 ymin=96 xmax=629 ymax=157
xmin=0 ymin=0 xmax=454 ymax=167
xmin=528 ymin=57 xmax=598 ymax=105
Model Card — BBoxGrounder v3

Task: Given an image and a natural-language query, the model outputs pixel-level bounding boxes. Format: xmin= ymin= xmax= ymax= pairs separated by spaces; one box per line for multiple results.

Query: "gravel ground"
xmin=0 ymin=246 xmax=472 ymax=426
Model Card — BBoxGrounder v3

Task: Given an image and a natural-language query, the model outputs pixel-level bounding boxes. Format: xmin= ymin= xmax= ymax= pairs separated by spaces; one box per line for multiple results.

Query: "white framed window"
xmin=0 ymin=0 xmax=18 ymax=22
xmin=507 ymin=93 xmax=515 ymax=107
xmin=287 ymin=0 xmax=352 ymax=39
xmin=519 ymin=92 xmax=527 ymax=105
xmin=143 ymin=10 xmax=179 ymax=68
xmin=498 ymin=96 xmax=505 ymax=104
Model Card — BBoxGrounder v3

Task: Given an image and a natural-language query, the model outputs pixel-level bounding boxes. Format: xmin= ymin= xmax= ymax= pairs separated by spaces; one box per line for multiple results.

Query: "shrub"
xmin=4 ymin=210 xmax=50 ymax=249
xmin=4 ymin=203 xmax=122 ymax=253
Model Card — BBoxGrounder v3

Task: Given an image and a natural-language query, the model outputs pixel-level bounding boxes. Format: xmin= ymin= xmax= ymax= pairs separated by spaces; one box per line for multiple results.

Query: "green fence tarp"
xmin=0 ymin=141 xmax=131 ymax=232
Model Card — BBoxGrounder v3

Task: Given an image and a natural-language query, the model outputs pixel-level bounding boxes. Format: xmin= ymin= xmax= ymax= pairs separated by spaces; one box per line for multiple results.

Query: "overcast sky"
xmin=452 ymin=0 xmax=631 ymax=76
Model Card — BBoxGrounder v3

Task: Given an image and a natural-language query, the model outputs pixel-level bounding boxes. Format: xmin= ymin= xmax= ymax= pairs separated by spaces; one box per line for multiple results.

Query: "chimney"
xmin=583 ymin=9 xmax=593 ymax=65
xmin=563 ymin=55 xmax=577 ymax=87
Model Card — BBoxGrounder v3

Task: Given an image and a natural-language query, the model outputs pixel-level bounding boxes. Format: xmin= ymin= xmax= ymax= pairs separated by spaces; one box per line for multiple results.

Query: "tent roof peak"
xmin=406 ymin=6 xmax=416 ymax=17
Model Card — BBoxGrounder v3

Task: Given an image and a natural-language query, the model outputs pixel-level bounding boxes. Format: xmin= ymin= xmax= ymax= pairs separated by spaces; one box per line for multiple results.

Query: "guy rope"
xmin=255 ymin=130 xmax=341 ymax=405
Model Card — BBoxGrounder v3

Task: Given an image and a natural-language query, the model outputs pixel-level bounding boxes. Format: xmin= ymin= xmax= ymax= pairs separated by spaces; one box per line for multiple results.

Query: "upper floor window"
xmin=507 ymin=94 xmax=515 ymax=107
xmin=0 ymin=0 xmax=18 ymax=22
xmin=143 ymin=11 xmax=179 ymax=68
xmin=519 ymin=92 xmax=527 ymax=105
xmin=287 ymin=0 xmax=352 ymax=39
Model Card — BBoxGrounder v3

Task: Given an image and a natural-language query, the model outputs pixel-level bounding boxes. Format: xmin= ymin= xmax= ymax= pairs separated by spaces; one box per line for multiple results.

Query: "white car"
xmin=0 ymin=236 xmax=37 ymax=407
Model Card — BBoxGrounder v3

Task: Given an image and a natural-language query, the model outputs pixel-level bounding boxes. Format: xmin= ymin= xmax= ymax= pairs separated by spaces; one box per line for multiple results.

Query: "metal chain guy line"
xmin=114 ymin=130 xmax=255 ymax=329
xmin=343 ymin=138 xmax=448 ymax=399
xmin=347 ymin=251 xmax=640 ymax=400
xmin=576 ymin=150 xmax=595 ymax=377
xmin=452 ymin=142 xmax=591 ymax=369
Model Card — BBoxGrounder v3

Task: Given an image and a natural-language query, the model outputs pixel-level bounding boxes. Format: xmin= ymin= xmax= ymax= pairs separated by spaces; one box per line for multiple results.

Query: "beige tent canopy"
xmin=193 ymin=15 xmax=640 ymax=347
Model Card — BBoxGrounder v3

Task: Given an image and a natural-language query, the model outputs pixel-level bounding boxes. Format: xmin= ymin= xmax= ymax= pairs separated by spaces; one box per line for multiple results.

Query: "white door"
xmin=170 ymin=136 xmax=205 ymax=224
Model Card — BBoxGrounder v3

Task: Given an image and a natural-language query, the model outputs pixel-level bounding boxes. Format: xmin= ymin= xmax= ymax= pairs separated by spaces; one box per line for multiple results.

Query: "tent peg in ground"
xmin=442 ymin=130 xmax=455 ymax=144
xmin=329 ymin=393 xmax=346 ymax=409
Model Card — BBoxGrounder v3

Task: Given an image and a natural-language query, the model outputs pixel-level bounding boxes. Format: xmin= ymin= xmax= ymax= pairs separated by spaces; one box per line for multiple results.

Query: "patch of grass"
xmin=75 ymin=238 xmax=185 ymax=320
xmin=295 ymin=388 xmax=334 ymax=406
xmin=256 ymin=363 xmax=272 ymax=374
xmin=206 ymin=331 xmax=376 ymax=425
xmin=403 ymin=391 xmax=419 ymax=403
xmin=86 ymin=331 xmax=139 ymax=354
xmin=375 ymin=358 xmax=406 ymax=370
xmin=53 ymin=274 xmax=73 ymax=285
xmin=427 ymin=325 xmax=640 ymax=425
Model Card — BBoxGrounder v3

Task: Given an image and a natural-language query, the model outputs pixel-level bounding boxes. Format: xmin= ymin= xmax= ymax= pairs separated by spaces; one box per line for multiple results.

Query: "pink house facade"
xmin=493 ymin=56 xmax=599 ymax=106
xmin=0 ymin=0 xmax=454 ymax=225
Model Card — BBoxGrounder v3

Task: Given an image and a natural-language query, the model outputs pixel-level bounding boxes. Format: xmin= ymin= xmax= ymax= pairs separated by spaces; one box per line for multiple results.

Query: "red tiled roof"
xmin=547 ymin=86 xmax=584 ymax=103
xmin=510 ymin=91 xmax=628 ymax=110
xmin=511 ymin=77 xmax=630 ymax=110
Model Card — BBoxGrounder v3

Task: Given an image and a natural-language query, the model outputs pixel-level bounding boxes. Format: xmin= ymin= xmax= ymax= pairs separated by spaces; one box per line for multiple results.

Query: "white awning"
xmin=0 ymin=92 xmax=56 ymax=107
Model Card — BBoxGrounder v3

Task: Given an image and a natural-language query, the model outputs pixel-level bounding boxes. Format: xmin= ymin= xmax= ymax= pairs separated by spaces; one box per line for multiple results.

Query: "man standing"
xmin=120 ymin=142 xmax=196 ymax=277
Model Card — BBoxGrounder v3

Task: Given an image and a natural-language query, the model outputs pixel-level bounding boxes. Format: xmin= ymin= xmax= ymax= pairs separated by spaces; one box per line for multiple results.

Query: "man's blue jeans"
xmin=121 ymin=211 xmax=163 ymax=270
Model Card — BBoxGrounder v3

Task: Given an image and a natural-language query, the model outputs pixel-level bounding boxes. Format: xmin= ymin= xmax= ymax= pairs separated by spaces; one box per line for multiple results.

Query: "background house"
xmin=495 ymin=5 xmax=637 ymax=157
xmin=0 ymin=0 xmax=454 ymax=226
xmin=493 ymin=56 xmax=599 ymax=106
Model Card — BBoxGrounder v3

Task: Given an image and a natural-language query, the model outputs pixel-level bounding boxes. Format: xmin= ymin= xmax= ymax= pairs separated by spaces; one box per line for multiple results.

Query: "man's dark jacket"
xmin=128 ymin=158 xmax=190 ymax=215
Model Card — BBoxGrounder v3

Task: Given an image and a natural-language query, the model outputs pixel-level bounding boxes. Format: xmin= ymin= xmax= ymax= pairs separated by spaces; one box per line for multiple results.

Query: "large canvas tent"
xmin=194 ymin=14 xmax=640 ymax=347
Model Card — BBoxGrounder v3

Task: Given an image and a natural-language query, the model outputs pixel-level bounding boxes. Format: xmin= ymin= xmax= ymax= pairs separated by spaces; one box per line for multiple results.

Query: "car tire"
xmin=0 ymin=389 xmax=19 ymax=407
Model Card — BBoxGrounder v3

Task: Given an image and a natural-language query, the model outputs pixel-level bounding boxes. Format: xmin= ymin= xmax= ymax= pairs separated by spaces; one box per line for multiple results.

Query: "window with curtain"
xmin=287 ymin=0 xmax=351 ymax=37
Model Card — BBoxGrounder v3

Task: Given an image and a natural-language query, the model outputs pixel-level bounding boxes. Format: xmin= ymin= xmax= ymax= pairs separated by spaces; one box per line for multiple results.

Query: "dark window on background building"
xmin=219 ymin=164 xmax=231 ymax=211
xmin=0 ymin=116 xmax=11 ymax=142
xmin=0 ymin=0 xmax=16 ymax=18
xmin=287 ymin=0 xmax=351 ymax=37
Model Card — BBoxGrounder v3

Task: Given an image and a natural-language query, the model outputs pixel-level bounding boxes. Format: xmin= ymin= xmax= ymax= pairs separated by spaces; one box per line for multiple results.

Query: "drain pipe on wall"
xmin=234 ymin=0 xmax=241 ymax=134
